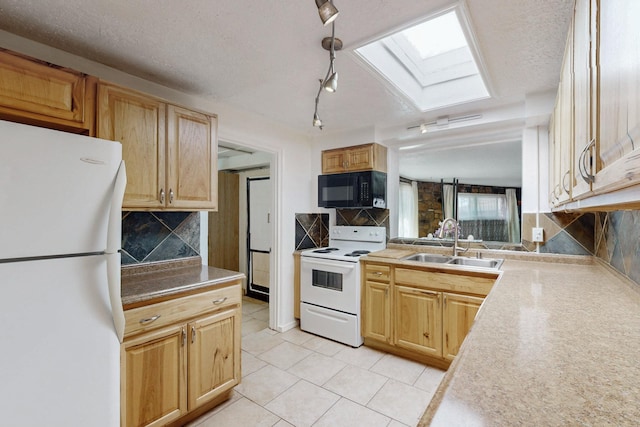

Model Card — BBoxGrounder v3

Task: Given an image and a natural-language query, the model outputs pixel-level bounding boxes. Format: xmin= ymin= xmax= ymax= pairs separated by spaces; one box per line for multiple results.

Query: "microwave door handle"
xmin=354 ymin=174 xmax=362 ymax=205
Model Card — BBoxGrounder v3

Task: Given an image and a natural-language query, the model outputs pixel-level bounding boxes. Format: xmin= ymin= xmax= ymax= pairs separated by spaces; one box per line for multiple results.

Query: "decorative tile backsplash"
xmin=336 ymin=208 xmax=390 ymax=241
xmin=295 ymin=213 xmax=329 ymax=250
xmin=594 ymin=210 xmax=640 ymax=286
xmin=121 ymin=211 xmax=200 ymax=265
xmin=521 ymin=212 xmax=594 ymax=256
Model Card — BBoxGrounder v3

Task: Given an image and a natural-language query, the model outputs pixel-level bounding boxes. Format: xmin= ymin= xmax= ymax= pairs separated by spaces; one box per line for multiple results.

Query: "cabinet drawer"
xmin=395 ymin=268 xmax=494 ymax=296
xmin=365 ymin=264 xmax=391 ymax=282
xmin=124 ymin=284 xmax=241 ymax=338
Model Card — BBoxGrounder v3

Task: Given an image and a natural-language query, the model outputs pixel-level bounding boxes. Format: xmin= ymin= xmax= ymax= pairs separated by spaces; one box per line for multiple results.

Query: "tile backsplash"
xmin=594 ymin=210 xmax=640 ymax=286
xmin=121 ymin=211 xmax=200 ymax=265
xmin=295 ymin=213 xmax=329 ymax=250
xmin=336 ymin=208 xmax=390 ymax=241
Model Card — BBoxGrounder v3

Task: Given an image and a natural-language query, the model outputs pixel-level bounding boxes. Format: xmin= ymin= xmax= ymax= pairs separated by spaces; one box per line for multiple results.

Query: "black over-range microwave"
xmin=318 ymin=170 xmax=387 ymax=209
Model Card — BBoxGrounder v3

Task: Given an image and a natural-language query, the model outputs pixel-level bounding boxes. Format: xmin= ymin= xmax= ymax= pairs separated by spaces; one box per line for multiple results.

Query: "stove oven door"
xmin=300 ymin=256 xmax=360 ymax=314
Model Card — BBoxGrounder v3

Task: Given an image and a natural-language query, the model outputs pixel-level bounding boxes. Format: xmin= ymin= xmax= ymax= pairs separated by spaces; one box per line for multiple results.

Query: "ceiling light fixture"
xmin=409 ymin=114 xmax=483 ymax=133
xmin=315 ymin=0 xmax=339 ymax=26
xmin=312 ymin=1 xmax=342 ymax=129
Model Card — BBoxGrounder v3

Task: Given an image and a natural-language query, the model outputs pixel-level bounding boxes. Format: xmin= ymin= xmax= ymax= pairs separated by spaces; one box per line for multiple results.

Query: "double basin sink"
xmin=401 ymin=253 xmax=504 ymax=270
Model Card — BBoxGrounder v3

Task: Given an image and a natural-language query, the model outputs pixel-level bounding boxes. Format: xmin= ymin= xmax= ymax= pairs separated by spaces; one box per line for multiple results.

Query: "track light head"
xmin=315 ymin=0 xmax=339 ymax=26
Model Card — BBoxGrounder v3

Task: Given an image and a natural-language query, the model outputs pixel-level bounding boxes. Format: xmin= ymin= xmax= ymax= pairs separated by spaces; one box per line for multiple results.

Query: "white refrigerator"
xmin=0 ymin=120 xmax=126 ymax=426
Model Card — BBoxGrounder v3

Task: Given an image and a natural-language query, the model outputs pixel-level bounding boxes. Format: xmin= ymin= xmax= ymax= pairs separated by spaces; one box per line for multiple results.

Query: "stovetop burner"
xmin=313 ymin=247 xmax=339 ymax=253
xmin=344 ymin=250 xmax=371 ymax=257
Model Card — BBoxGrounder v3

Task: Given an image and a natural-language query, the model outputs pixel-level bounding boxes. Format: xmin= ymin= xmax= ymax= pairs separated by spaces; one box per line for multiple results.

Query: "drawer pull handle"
xmin=139 ymin=314 xmax=161 ymax=325
xmin=213 ymin=297 xmax=228 ymax=305
xmin=373 ymin=271 xmax=383 ymax=276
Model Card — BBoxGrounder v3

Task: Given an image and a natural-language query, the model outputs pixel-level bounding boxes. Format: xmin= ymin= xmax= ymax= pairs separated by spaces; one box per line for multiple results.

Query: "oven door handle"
xmin=302 ymin=259 xmax=357 ymax=271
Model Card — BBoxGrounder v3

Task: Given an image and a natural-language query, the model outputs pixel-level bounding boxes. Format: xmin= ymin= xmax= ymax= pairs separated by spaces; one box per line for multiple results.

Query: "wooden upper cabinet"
xmin=97 ymin=82 xmax=218 ymax=211
xmin=571 ymin=0 xmax=594 ymax=200
xmin=167 ymin=105 xmax=217 ymax=210
xmin=593 ymin=0 xmax=640 ymax=195
xmin=0 ymin=49 xmax=95 ymax=134
xmin=322 ymin=143 xmax=387 ymax=174
xmin=97 ymin=83 xmax=166 ymax=209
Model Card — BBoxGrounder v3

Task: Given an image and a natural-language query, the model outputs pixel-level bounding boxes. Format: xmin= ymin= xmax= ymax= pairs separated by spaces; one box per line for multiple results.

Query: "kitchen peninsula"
xmin=380 ymin=245 xmax=640 ymax=426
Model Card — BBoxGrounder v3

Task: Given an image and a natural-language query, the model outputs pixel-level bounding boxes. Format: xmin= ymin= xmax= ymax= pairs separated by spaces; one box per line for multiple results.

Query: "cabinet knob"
xmin=191 ymin=326 xmax=196 ymax=344
xmin=169 ymin=188 xmax=174 ymax=203
xmin=159 ymin=188 xmax=165 ymax=204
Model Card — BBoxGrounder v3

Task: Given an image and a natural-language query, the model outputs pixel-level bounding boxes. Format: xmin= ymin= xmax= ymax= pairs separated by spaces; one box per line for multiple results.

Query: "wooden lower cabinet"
xmin=188 ymin=308 xmax=241 ymax=409
xmin=362 ymin=280 xmax=391 ymax=343
xmin=361 ymin=260 xmax=496 ymax=368
xmin=122 ymin=325 xmax=186 ymax=427
xmin=394 ymin=285 xmax=442 ymax=358
xmin=442 ymin=293 xmax=484 ymax=361
xmin=121 ymin=284 xmax=241 ymax=427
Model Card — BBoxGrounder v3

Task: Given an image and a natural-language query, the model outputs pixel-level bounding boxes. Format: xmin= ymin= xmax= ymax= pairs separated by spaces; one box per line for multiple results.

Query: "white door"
xmin=248 ymin=177 xmax=271 ymax=299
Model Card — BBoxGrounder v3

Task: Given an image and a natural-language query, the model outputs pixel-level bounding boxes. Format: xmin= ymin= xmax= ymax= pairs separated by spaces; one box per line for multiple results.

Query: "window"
xmin=458 ymin=193 xmax=507 ymax=221
xmin=354 ymin=6 xmax=489 ymax=111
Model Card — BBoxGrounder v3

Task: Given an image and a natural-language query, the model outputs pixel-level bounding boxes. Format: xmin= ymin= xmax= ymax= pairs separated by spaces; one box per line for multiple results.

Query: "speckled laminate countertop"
xmin=121 ymin=257 xmax=245 ymax=309
xmin=416 ymin=256 xmax=640 ymax=426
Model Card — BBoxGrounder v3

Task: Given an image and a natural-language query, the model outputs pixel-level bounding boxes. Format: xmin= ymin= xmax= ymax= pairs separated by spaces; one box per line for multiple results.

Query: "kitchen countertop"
xmin=121 ymin=257 xmax=245 ymax=309
xmin=401 ymin=252 xmax=640 ymax=425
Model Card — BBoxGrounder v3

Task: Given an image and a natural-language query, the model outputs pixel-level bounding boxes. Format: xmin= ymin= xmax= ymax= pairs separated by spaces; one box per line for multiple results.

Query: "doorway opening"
xmin=208 ymin=141 xmax=275 ymax=319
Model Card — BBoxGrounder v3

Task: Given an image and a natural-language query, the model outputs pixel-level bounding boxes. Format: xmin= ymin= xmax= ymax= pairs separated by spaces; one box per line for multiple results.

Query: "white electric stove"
xmin=299 ymin=226 xmax=386 ymax=347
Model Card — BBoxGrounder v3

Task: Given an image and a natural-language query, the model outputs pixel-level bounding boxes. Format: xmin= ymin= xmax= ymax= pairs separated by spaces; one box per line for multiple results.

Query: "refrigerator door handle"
xmin=106 ymin=160 xmax=126 ymax=343
xmin=106 ymin=160 xmax=126 ymax=254
xmin=107 ymin=252 xmax=125 ymax=343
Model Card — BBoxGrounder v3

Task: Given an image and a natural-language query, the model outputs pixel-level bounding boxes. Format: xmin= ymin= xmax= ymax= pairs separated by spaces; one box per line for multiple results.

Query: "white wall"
xmin=521 ymin=127 xmax=550 ymax=214
xmin=1 ymin=30 xmax=313 ymax=333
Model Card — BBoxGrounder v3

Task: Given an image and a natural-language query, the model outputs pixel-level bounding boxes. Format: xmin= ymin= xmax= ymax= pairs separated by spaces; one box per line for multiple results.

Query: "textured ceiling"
xmin=0 ymin=0 xmax=574 ymax=184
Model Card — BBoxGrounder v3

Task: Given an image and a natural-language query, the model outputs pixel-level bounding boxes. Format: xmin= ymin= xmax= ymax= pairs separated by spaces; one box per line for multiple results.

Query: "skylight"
xmin=354 ymin=7 xmax=490 ymax=111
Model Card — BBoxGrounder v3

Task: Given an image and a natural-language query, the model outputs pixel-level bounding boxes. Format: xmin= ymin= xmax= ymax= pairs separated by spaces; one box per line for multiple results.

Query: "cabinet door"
xmin=97 ymin=83 xmax=166 ymax=209
xmin=594 ymin=0 xmax=640 ymax=193
xmin=0 ymin=50 xmax=90 ymax=132
xmin=188 ymin=307 xmax=241 ymax=410
xmin=322 ymin=149 xmax=348 ymax=173
xmin=122 ymin=325 xmax=186 ymax=427
xmin=393 ymin=285 xmax=442 ymax=357
xmin=557 ymin=33 xmax=574 ymax=205
xmin=571 ymin=0 xmax=594 ymax=199
xmin=442 ymin=293 xmax=484 ymax=361
xmin=362 ymin=280 xmax=391 ymax=342
xmin=167 ymin=105 xmax=217 ymax=210
xmin=346 ymin=145 xmax=375 ymax=171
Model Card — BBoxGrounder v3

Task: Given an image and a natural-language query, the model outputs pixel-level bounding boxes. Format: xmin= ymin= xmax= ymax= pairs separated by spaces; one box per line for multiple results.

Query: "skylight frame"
xmin=352 ymin=2 xmax=492 ymax=112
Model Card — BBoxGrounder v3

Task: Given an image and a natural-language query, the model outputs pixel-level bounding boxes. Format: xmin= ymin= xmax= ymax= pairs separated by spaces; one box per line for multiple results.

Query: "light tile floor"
xmin=187 ymin=297 xmax=445 ymax=427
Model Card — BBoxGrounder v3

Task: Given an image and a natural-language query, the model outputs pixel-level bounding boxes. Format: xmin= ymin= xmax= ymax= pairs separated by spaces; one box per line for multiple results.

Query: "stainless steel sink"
xmin=402 ymin=253 xmax=452 ymax=264
xmin=447 ymin=257 xmax=504 ymax=269
xmin=401 ymin=253 xmax=504 ymax=269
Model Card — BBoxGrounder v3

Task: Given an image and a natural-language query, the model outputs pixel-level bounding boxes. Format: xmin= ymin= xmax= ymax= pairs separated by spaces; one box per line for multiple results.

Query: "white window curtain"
xmin=398 ymin=180 xmax=418 ymax=237
xmin=506 ymin=188 xmax=520 ymax=243
xmin=442 ymin=184 xmax=454 ymax=219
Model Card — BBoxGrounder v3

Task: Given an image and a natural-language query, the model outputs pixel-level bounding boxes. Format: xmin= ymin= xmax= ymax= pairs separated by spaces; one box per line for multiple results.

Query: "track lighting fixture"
xmin=312 ymin=1 xmax=342 ymax=129
xmin=315 ymin=0 xmax=339 ymax=26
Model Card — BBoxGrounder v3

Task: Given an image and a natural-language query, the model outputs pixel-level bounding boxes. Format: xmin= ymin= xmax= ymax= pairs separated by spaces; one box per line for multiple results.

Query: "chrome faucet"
xmin=438 ymin=217 xmax=468 ymax=257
